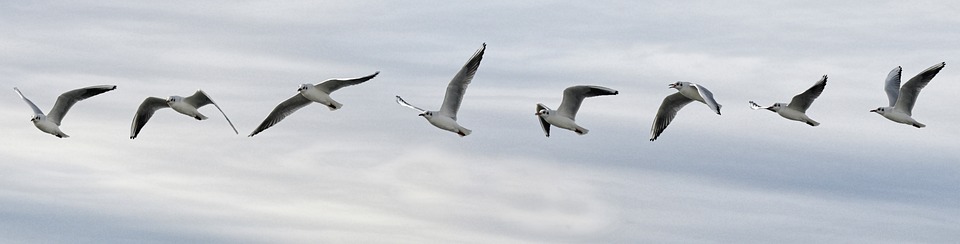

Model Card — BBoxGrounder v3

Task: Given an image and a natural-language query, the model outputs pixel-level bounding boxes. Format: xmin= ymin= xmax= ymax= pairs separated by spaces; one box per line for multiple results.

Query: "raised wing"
xmin=787 ymin=75 xmax=827 ymax=113
xmin=395 ymin=96 xmax=427 ymax=113
xmin=884 ymin=66 xmax=902 ymax=107
xmin=314 ymin=71 xmax=380 ymax=94
xmin=47 ymin=85 xmax=116 ymax=125
xmin=439 ymin=43 xmax=486 ymax=119
xmin=130 ymin=97 xmax=170 ymax=139
xmin=536 ymin=103 xmax=551 ymax=137
xmin=13 ymin=88 xmax=44 ymax=116
xmin=650 ymin=93 xmax=694 ymax=141
xmin=184 ymin=90 xmax=238 ymax=134
xmin=556 ymin=85 xmax=618 ymax=119
xmin=895 ymin=62 xmax=945 ymax=115
xmin=691 ymin=84 xmax=722 ymax=115
xmin=248 ymin=94 xmax=313 ymax=137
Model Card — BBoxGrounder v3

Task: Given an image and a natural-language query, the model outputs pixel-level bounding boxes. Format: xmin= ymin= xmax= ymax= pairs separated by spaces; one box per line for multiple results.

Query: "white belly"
xmin=544 ymin=115 xmax=579 ymax=132
xmin=34 ymin=119 xmax=68 ymax=137
xmin=777 ymin=108 xmax=808 ymax=122
xmin=170 ymin=102 xmax=204 ymax=119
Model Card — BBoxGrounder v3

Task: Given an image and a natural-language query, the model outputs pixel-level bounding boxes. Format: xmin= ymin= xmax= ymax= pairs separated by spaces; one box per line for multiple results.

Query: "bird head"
xmin=166 ymin=96 xmax=182 ymax=103
xmin=870 ymin=107 xmax=888 ymax=114
xmin=30 ymin=114 xmax=43 ymax=122
xmin=535 ymin=109 xmax=550 ymax=116
xmin=768 ymin=103 xmax=786 ymax=112
xmin=419 ymin=111 xmax=433 ymax=118
xmin=297 ymin=84 xmax=311 ymax=92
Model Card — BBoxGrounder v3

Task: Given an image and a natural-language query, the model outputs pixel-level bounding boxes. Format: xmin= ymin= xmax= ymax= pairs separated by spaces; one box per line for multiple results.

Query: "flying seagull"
xmin=248 ymin=71 xmax=380 ymax=137
xmin=130 ymin=90 xmax=238 ymax=139
xmin=870 ymin=62 xmax=945 ymax=128
xmin=749 ymin=75 xmax=827 ymax=126
xmin=13 ymin=85 xmax=117 ymax=138
xmin=650 ymin=81 xmax=722 ymax=141
xmin=535 ymin=85 xmax=618 ymax=137
xmin=396 ymin=43 xmax=485 ymax=137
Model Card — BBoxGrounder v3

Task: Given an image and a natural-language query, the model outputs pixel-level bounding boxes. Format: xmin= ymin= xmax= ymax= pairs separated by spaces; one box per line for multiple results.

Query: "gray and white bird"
xmin=535 ymin=85 xmax=618 ymax=137
xmin=13 ymin=85 xmax=117 ymax=138
xmin=396 ymin=43 xmax=485 ymax=137
xmin=870 ymin=62 xmax=945 ymax=128
xmin=130 ymin=90 xmax=238 ymax=139
xmin=248 ymin=71 xmax=380 ymax=137
xmin=749 ymin=75 xmax=827 ymax=126
xmin=650 ymin=81 xmax=722 ymax=141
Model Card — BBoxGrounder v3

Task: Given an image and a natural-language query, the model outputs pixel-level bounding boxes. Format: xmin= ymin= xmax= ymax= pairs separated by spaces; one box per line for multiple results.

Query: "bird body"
xmin=396 ymin=43 xmax=485 ymax=137
xmin=650 ymin=81 xmax=722 ymax=141
xmin=300 ymin=85 xmax=342 ymax=110
xmin=31 ymin=115 xmax=69 ymax=138
xmin=749 ymin=75 xmax=827 ymax=126
xmin=535 ymin=85 xmax=618 ymax=137
xmin=13 ymin=85 xmax=116 ymax=138
xmin=130 ymin=90 xmax=237 ymax=139
xmin=168 ymin=96 xmax=208 ymax=120
xmin=870 ymin=62 xmax=944 ymax=128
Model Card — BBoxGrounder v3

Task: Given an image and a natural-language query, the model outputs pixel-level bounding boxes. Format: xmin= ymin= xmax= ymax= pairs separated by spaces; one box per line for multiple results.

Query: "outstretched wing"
xmin=650 ymin=93 xmax=694 ymax=141
xmin=895 ymin=62 xmax=945 ymax=115
xmin=691 ymin=83 xmax=722 ymax=115
xmin=556 ymin=85 xmax=618 ymax=120
xmin=248 ymin=94 xmax=313 ymax=137
xmin=47 ymin=85 xmax=117 ymax=125
xmin=787 ymin=75 xmax=827 ymax=113
xmin=439 ymin=43 xmax=486 ymax=120
xmin=395 ymin=96 xmax=427 ymax=113
xmin=13 ymin=88 xmax=45 ymax=116
xmin=130 ymin=97 xmax=170 ymax=139
xmin=884 ymin=66 xmax=902 ymax=107
xmin=314 ymin=71 xmax=380 ymax=94
xmin=184 ymin=90 xmax=238 ymax=134
xmin=536 ymin=103 xmax=551 ymax=137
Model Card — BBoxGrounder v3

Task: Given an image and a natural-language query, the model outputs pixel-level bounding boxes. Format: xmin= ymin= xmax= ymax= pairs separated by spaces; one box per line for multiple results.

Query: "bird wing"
xmin=130 ymin=97 xmax=170 ymax=139
xmin=884 ymin=66 xmax=902 ymax=107
xmin=47 ymin=85 xmax=116 ymax=125
xmin=184 ymin=90 xmax=238 ymax=134
xmin=787 ymin=75 xmax=827 ymax=113
xmin=396 ymin=96 xmax=427 ymax=113
xmin=691 ymin=84 xmax=722 ymax=115
xmin=314 ymin=71 xmax=380 ymax=94
xmin=895 ymin=62 xmax=945 ymax=115
xmin=556 ymin=85 xmax=618 ymax=120
xmin=536 ymin=103 xmax=551 ymax=137
xmin=650 ymin=92 xmax=694 ymax=141
xmin=438 ymin=43 xmax=486 ymax=120
xmin=13 ymin=87 xmax=45 ymax=116
xmin=248 ymin=94 xmax=313 ymax=137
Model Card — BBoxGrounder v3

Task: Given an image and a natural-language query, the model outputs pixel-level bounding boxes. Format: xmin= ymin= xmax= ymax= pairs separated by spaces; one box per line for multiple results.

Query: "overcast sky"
xmin=2 ymin=1 xmax=959 ymax=243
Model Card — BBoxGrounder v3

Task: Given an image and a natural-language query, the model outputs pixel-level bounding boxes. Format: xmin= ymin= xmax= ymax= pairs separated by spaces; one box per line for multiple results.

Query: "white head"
xmin=298 ymin=84 xmax=312 ymax=92
xmin=767 ymin=103 xmax=787 ymax=112
xmin=668 ymin=81 xmax=690 ymax=90
xmin=870 ymin=107 xmax=891 ymax=115
xmin=535 ymin=109 xmax=550 ymax=117
xmin=418 ymin=111 xmax=434 ymax=118
xmin=30 ymin=114 xmax=44 ymax=122
xmin=166 ymin=96 xmax=183 ymax=103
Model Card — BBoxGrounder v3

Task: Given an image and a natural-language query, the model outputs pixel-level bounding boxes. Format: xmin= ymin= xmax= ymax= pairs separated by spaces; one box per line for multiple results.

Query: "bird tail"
xmin=457 ymin=128 xmax=472 ymax=137
xmin=56 ymin=132 xmax=70 ymax=138
xmin=913 ymin=122 xmax=926 ymax=128
xmin=327 ymin=101 xmax=343 ymax=111
xmin=575 ymin=127 xmax=589 ymax=135
xmin=195 ymin=113 xmax=209 ymax=120
xmin=806 ymin=119 xmax=820 ymax=127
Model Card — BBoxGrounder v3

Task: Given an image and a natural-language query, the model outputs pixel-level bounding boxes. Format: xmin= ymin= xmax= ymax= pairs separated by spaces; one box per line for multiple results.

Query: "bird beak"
xmin=869 ymin=109 xmax=877 ymax=113
xmin=418 ymin=113 xmax=425 ymax=117
xmin=766 ymin=107 xmax=776 ymax=112
xmin=668 ymin=84 xmax=676 ymax=88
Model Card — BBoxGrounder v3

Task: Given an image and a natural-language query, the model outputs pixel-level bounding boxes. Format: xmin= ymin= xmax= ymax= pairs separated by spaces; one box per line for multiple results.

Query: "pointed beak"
xmin=869 ymin=109 xmax=878 ymax=113
xmin=668 ymin=84 xmax=676 ymax=88
xmin=418 ymin=113 xmax=425 ymax=117
xmin=766 ymin=107 xmax=776 ymax=112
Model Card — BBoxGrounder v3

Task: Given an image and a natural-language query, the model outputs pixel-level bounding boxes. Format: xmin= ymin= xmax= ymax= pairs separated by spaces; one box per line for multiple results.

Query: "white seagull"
xmin=535 ymin=85 xmax=618 ymax=137
xmin=130 ymin=90 xmax=238 ymax=139
xmin=248 ymin=71 xmax=380 ymax=137
xmin=650 ymin=81 xmax=722 ymax=141
xmin=749 ymin=75 xmax=827 ymax=126
xmin=13 ymin=85 xmax=117 ymax=138
xmin=870 ymin=62 xmax=945 ymax=128
xmin=396 ymin=43 xmax=485 ymax=137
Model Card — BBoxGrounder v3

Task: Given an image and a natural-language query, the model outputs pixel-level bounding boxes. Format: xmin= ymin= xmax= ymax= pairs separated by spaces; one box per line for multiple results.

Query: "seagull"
xmin=396 ymin=43 xmax=485 ymax=137
xmin=248 ymin=72 xmax=380 ymax=137
xmin=650 ymin=81 xmax=722 ymax=141
xmin=130 ymin=90 xmax=238 ymax=139
xmin=749 ymin=75 xmax=827 ymax=126
xmin=13 ymin=85 xmax=117 ymax=138
xmin=535 ymin=85 xmax=618 ymax=137
xmin=870 ymin=62 xmax=945 ymax=128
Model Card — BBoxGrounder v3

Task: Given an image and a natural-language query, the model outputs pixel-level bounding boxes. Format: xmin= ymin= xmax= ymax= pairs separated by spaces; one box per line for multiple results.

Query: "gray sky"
xmin=2 ymin=1 xmax=960 ymax=243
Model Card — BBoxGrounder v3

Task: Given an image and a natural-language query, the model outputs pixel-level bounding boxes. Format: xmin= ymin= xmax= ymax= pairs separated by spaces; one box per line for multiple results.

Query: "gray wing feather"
xmin=47 ymin=85 xmax=116 ymax=125
xmin=248 ymin=94 xmax=313 ymax=137
xmin=184 ymin=90 xmax=238 ymax=134
xmin=13 ymin=88 xmax=44 ymax=116
xmin=895 ymin=62 xmax=945 ymax=115
xmin=396 ymin=96 xmax=427 ymax=113
xmin=691 ymin=84 xmax=722 ymax=115
xmin=314 ymin=71 xmax=380 ymax=94
xmin=787 ymin=75 xmax=827 ymax=113
xmin=650 ymin=93 xmax=694 ymax=141
xmin=884 ymin=66 xmax=902 ymax=107
xmin=556 ymin=85 xmax=618 ymax=119
xmin=130 ymin=97 xmax=170 ymax=139
xmin=439 ymin=43 xmax=486 ymax=120
xmin=536 ymin=103 xmax=551 ymax=137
